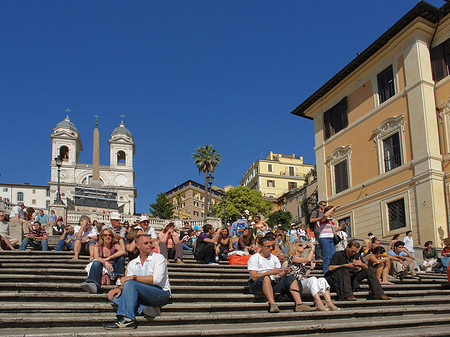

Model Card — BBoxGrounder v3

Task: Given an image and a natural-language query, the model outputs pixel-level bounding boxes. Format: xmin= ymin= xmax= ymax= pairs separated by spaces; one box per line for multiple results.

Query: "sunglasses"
xmin=263 ymin=244 xmax=275 ymax=248
xmin=103 ymin=234 xmax=113 ymax=237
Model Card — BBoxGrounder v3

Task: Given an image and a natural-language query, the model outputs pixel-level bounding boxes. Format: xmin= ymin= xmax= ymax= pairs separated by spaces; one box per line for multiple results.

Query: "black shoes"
xmin=103 ymin=317 xmax=136 ymax=330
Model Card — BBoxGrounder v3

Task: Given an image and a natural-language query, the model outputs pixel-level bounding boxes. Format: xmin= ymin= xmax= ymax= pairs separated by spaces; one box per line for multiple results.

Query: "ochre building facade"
xmin=292 ymin=2 xmax=450 ymax=246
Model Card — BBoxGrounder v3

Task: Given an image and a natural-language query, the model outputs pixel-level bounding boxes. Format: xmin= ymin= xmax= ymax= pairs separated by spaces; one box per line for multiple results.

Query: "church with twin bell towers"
xmin=48 ymin=115 xmax=137 ymax=214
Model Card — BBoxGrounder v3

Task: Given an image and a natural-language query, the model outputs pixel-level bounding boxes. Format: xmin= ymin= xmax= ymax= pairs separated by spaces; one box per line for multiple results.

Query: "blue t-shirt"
xmin=35 ymin=214 xmax=49 ymax=224
xmin=388 ymin=250 xmax=408 ymax=257
xmin=49 ymin=214 xmax=57 ymax=224
xmin=230 ymin=219 xmax=248 ymax=237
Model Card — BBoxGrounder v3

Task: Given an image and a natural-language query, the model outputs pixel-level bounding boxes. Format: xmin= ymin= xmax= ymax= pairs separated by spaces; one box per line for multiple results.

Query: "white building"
xmin=0 ymin=183 xmax=50 ymax=210
xmin=48 ymin=116 xmax=137 ymax=214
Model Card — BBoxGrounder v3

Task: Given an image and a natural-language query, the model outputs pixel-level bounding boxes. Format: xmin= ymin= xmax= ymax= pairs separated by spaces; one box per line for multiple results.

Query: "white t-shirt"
xmin=403 ymin=236 xmax=414 ymax=253
xmin=247 ymin=253 xmax=281 ymax=281
xmin=10 ymin=206 xmax=25 ymax=219
xmin=144 ymin=226 xmax=157 ymax=239
xmin=74 ymin=225 xmax=98 ymax=239
xmin=127 ymin=252 xmax=171 ymax=293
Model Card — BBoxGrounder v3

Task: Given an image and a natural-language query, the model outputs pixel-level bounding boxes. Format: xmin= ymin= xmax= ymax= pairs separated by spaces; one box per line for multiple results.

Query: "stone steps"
xmin=1 ymin=250 xmax=449 ymax=336
xmin=0 ymin=312 xmax=449 ymax=336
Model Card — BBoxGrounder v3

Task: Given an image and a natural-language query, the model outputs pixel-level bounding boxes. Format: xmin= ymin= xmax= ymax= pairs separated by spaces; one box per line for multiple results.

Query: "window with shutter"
xmin=323 ymin=97 xmax=348 ymax=140
xmin=377 ymin=65 xmax=395 ymax=104
xmin=430 ymin=38 xmax=450 ymax=82
xmin=334 ymin=160 xmax=348 ymax=194
xmin=383 ymin=132 xmax=402 ymax=172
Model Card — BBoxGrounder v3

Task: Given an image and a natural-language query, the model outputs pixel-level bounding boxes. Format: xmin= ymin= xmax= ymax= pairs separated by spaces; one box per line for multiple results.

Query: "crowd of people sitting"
xmin=1 ymin=200 xmax=450 ymax=329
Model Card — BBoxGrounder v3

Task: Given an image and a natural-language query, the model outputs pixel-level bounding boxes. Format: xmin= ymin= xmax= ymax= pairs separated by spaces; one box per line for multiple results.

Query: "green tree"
xmin=192 ymin=144 xmax=222 ymax=219
xmin=267 ymin=210 xmax=292 ymax=229
xmin=212 ymin=186 xmax=272 ymax=222
xmin=149 ymin=192 xmax=174 ymax=219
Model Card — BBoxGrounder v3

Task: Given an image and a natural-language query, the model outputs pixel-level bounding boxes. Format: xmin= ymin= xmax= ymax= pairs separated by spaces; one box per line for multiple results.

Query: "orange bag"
xmin=228 ymin=254 xmax=251 ymax=265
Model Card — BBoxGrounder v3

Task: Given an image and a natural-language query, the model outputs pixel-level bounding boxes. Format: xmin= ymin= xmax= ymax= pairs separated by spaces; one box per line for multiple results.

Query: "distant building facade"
xmin=0 ymin=183 xmax=50 ymax=210
xmin=240 ymin=151 xmax=314 ymax=199
xmin=49 ymin=116 xmax=137 ymax=214
xmin=166 ymin=180 xmax=225 ymax=220
xmin=291 ymin=2 xmax=450 ymax=246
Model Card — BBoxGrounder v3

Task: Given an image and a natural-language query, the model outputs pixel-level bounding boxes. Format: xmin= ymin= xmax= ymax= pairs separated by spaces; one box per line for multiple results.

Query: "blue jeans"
xmin=320 ymin=237 xmax=335 ymax=274
xmin=19 ymin=238 xmax=48 ymax=251
xmin=55 ymin=240 xmax=74 ymax=251
xmin=181 ymin=243 xmax=192 ymax=251
xmin=442 ymin=256 xmax=450 ymax=268
xmin=112 ymin=280 xmax=170 ymax=320
xmin=86 ymin=257 xmax=125 ymax=286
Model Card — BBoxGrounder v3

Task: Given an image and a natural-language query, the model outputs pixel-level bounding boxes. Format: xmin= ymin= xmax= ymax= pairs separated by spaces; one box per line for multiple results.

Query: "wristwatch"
xmin=133 ymin=275 xmax=137 ymax=281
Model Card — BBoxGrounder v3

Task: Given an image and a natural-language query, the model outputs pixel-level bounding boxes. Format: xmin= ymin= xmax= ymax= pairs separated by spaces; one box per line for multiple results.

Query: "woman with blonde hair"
xmin=287 ymin=241 xmax=340 ymax=311
xmin=79 ymin=228 xmax=126 ymax=294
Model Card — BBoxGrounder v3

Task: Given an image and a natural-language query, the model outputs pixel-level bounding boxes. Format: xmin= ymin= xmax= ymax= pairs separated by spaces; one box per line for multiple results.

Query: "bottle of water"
xmin=215 ymin=255 xmax=219 ymax=263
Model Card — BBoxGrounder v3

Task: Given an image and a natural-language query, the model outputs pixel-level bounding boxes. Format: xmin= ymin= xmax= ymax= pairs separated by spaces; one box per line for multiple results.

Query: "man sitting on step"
xmin=104 ymin=233 xmax=171 ymax=330
xmin=325 ymin=240 xmax=391 ymax=301
xmin=18 ymin=221 xmax=48 ymax=251
xmin=247 ymin=235 xmax=315 ymax=313
xmin=387 ymin=241 xmax=419 ymax=280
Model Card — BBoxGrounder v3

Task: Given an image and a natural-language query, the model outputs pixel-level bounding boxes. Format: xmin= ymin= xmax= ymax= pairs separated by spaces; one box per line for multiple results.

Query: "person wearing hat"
xmin=18 ymin=221 xmax=48 ymax=251
xmin=287 ymin=223 xmax=300 ymax=243
xmin=158 ymin=222 xmax=184 ymax=264
xmin=103 ymin=212 xmax=127 ymax=250
xmin=138 ymin=215 xmax=160 ymax=253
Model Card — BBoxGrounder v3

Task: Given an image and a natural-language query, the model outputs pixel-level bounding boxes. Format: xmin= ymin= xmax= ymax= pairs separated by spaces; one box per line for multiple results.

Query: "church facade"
xmin=48 ymin=116 xmax=137 ymax=214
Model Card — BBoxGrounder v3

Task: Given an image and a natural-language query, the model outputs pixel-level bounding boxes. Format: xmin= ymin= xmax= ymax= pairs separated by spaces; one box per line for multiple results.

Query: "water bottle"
xmin=215 ymin=255 xmax=219 ymax=263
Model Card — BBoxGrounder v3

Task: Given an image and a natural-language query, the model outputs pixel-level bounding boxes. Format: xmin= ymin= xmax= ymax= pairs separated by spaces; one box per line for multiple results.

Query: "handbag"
xmin=227 ymin=254 xmax=251 ymax=265
xmin=333 ymin=234 xmax=342 ymax=245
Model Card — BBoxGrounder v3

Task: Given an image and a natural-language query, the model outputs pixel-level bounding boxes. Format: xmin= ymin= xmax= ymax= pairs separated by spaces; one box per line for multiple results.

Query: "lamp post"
xmin=54 ymin=156 xmax=64 ymax=205
xmin=207 ymin=173 xmax=214 ymax=217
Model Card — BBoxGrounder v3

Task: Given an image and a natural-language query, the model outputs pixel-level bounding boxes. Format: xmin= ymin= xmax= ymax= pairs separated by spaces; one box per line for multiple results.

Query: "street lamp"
xmin=207 ymin=173 xmax=214 ymax=217
xmin=54 ymin=156 xmax=65 ymax=205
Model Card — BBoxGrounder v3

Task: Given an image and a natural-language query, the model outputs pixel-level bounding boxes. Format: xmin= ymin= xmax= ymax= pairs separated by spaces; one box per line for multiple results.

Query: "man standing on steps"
xmin=247 ymin=236 xmax=315 ymax=313
xmin=309 ymin=201 xmax=327 ymax=260
xmin=104 ymin=233 xmax=171 ymax=330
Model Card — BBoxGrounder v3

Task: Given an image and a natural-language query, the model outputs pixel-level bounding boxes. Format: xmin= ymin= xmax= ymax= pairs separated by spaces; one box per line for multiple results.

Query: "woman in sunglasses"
xmin=287 ymin=241 xmax=340 ymax=311
xmin=79 ymin=228 xmax=126 ymax=294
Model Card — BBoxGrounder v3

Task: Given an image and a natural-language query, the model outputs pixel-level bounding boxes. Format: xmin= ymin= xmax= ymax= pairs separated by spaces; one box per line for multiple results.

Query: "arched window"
xmin=17 ymin=192 xmax=24 ymax=201
xmin=81 ymin=175 xmax=104 ymax=185
xmin=117 ymin=151 xmax=126 ymax=166
xmin=59 ymin=146 xmax=69 ymax=160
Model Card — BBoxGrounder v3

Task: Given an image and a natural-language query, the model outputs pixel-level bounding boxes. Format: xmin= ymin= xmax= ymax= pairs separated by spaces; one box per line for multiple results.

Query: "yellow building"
xmin=240 ymin=151 xmax=314 ymax=199
xmin=166 ymin=180 xmax=224 ymax=220
xmin=292 ymin=1 xmax=450 ymax=246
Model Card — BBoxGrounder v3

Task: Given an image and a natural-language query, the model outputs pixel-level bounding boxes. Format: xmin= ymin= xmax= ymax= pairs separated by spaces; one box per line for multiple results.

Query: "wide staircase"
xmin=0 ymin=250 xmax=450 ymax=336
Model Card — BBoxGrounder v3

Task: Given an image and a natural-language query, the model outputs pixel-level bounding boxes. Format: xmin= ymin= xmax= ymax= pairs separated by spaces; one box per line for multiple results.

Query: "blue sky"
xmin=0 ymin=0 xmax=444 ymax=213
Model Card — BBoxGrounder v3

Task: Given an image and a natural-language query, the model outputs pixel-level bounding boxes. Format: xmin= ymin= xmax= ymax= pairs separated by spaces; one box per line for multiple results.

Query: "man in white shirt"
xmin=104 ymin=233 xmax=171 ymax=330
xmin=247 ymin=236 xmax=314 ymax=313
xmin=10 ymin=202 xmax=26 ymax=223
xmin=73 ymin=215 xmax=98 ymax=260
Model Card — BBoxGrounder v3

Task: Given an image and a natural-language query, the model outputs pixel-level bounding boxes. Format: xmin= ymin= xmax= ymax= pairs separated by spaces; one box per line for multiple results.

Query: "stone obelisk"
xmin=92 ymin=116 xmax=101 ymax=187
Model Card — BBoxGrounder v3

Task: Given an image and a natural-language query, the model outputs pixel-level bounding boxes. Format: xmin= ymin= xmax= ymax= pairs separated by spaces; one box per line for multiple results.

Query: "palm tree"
xmin=192 ymin=145 xmax=222 ymax=219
